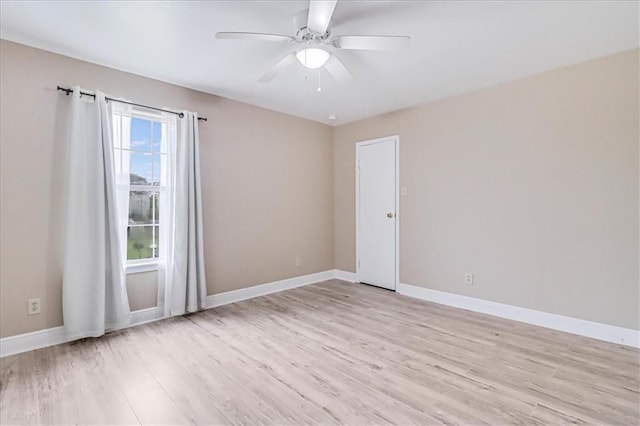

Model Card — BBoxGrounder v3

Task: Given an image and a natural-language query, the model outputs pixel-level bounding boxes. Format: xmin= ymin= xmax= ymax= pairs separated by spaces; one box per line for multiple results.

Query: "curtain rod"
xmin=56 ymin=86 xmax=208 ymax=122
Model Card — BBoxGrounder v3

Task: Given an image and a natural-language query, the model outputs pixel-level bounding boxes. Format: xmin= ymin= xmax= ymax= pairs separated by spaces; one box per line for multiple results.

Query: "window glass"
xmin=152 ymin=153 xmax=162 ymax=185
xmin=152 ymin=122 xmax=162 ymax=152
xmin=131 ymin=118 xmax=152 ymax=151
xmin=129 ymin=190 xmax=154 ymax=224
xmin=127 ymin=226 xmax=155 ymax=260
xmin=114 ymin=111 xmax=166 ymax=263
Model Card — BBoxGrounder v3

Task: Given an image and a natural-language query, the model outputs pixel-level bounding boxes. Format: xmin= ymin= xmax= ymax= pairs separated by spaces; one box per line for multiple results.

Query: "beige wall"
xmin=2 ymin=39 xmax=637 ymax=338
xmin=334 ymin=49 xmax=639 ymax=330
xmin=0 ymin=40 xmax=334 ymax=338
xmin=126 ymin=272 xmax=158 ymax=312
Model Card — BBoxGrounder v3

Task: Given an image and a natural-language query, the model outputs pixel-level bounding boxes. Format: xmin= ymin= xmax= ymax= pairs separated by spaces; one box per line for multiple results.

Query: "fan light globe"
xmin=296 ymin=48 xmax=330 ymax=69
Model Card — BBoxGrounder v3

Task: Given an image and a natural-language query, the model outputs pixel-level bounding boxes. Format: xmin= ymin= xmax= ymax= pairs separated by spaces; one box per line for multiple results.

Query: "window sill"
xmin=127 ymin=262 xmax=159 ymax=275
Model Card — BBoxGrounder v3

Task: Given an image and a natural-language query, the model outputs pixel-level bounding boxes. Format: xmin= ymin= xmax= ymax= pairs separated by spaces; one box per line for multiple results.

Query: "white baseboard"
xmin=129 ymin=306 xmax=165 ymax=327
xmin=0 ymin=270 xmax=336 ymax=357
xmin=206 ymin=270 xmax=335 ymax=308
xmin=0 ymin=306 xmax=165 ymax=358
xmin=397 ymin=283 xmax=640 ymax=348
xmin=333 ymin=269 xmax=357 ymax=282
xmin=0 ymin=326 xmax=67 ymax=358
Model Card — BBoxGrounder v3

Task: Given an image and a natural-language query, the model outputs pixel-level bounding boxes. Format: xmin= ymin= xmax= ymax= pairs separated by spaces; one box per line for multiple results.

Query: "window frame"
xmin=112 ymin=108 xmax=168 ymax=275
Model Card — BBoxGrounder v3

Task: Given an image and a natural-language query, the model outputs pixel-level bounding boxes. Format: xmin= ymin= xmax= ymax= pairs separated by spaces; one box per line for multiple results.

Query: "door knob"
xmin=387 ymin=212 xmax=394 ymax=218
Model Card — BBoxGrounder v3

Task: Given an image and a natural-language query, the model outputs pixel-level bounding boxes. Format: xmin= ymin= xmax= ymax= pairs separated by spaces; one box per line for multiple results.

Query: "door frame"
xmin=355 ymin=135 xmax=400 ymax=291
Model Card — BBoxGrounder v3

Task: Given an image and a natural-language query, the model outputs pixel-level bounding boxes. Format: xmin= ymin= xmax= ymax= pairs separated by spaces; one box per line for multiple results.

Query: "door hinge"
xmin=358 ymin=260 xmax=360 ymax=269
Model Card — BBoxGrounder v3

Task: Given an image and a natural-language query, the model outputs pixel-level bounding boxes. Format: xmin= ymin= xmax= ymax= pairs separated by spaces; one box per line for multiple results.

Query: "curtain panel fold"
xmin=62 ymin=87 xmax=131 ymax=339
xmin=165 ymin=111 xmax=207 ymax=316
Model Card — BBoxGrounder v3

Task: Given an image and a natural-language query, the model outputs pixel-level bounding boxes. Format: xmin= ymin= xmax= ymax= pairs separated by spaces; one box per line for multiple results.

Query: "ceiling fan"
xmin=216 ymin=0 xmax=410 ymax=83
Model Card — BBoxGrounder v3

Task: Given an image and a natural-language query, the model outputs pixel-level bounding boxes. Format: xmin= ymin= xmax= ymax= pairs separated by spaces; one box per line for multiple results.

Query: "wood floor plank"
xmin=127 ymin=387 xmax=192 ymax=425
xmin=1 ymin=280 xmax=638 ymax=425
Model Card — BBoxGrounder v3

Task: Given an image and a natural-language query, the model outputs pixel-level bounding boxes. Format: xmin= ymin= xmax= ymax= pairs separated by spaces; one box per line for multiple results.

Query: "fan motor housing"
xmin=297 ymin=27 xmax=329 ymax=43
xmin=294 ymin=9 xmax=330 ymax=43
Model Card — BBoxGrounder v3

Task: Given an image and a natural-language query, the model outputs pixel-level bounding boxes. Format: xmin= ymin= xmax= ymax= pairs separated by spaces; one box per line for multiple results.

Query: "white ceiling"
xmin=1 ymin=1 xmax=638 ymax=125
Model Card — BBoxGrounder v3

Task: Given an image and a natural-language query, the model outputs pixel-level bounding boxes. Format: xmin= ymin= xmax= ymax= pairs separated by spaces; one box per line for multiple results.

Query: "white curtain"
xmin=163 ymin=111 xmax=207 ymax=316
xmin=111 ymin=103 xmax=132 ymax=261
xmin=62 ymin=87 xmax=131 ymax=339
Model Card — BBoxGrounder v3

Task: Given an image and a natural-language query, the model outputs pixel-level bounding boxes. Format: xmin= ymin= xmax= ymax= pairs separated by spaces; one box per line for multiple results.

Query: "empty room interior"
xmin=0 ymin=0 xmax=639 ymax=425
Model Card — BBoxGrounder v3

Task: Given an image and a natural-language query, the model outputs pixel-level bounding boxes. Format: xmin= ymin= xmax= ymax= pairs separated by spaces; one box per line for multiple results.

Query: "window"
xmin=112 ymin=108 xmax=169 ymax=270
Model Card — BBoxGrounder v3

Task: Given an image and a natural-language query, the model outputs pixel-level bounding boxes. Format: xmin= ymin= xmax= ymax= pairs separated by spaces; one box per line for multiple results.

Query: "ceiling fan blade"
xmin=259 ymin=52 xmax=298 ymax=82
xmin=307 ymin=0 xmax=338 ymax=34
xmin=333 ymin=35 xmax=410 ymax=51
xmin=216 ymin=32 xmax=295 ymax=43
xmin=324 ymin=54 xmax=353 ymax=84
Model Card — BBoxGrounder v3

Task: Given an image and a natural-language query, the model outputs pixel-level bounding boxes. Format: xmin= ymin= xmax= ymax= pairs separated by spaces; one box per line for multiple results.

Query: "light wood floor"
xmin=1 ymin=280 xmax=638 ymax=425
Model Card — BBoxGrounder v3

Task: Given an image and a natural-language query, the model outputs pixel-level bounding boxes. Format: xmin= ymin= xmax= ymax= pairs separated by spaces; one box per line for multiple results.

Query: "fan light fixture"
xmin=296 ymin=48 xmax=330 ymax=69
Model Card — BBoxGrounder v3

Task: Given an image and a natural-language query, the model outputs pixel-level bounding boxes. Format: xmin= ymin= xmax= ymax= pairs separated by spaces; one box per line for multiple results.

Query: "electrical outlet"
xmin=28 ymin=298 xmax=41 ymax=315
xmin=464 ymin=274 xmax=473 ymax=285
xmin=401 ymin=186 xmax=408 ymax=196
xmin=295 ymin=257 xmax=301 ymax=267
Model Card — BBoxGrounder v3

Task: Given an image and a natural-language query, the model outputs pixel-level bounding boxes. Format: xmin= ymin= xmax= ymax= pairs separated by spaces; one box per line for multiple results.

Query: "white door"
xmin=357 ymin=137 xmax=397 ymax=290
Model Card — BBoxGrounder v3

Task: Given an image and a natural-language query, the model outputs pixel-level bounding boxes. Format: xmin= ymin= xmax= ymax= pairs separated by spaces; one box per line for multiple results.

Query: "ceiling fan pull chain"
xmin=317 ymin=69 xmax=322 ymax=92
